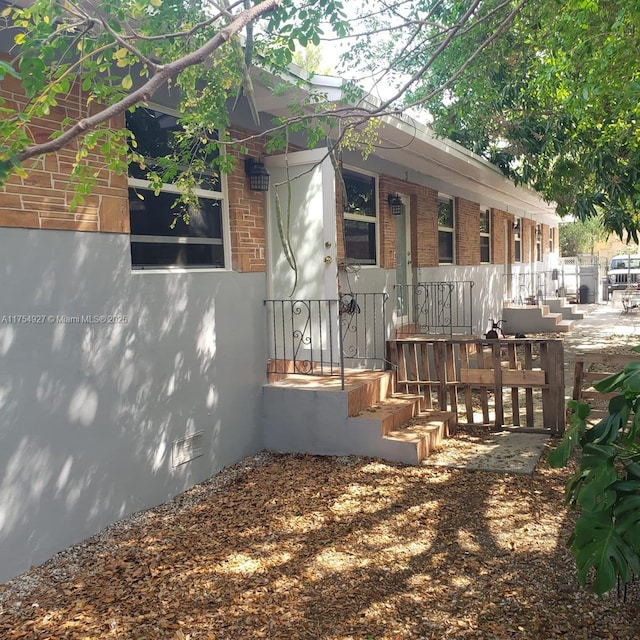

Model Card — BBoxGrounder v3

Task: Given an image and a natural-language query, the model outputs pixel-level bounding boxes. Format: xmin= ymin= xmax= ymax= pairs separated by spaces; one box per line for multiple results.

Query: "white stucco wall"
xmin=0 ymin=228 xmax=267 ymax=581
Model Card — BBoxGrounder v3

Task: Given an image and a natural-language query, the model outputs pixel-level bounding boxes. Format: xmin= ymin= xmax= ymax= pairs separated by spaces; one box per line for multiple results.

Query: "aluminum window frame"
xmin=479 ymin=206 xmax=491 ymax=264
xmin=438 ymin=194 xmax=456 ymax=265
xmin=126 ymin=104 xmax=230 ymax=271
xmin=341 ymin=165 xmax=379 ymax=267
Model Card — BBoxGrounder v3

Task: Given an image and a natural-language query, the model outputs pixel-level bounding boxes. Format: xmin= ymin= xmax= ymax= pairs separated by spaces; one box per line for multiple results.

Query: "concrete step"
xmin=345 ymin=371 xmax=396 ymax=416
xmin=383 ymin=411 xmax=456 ymax=464
xmin=266 ymin=369 xmax=396 ymax=417
xmin=351 ymin=393 xmax=424 ymax=435
xmin=542 ymin=298 xmax=585 ymax=321
xmin=502 ymin=306 xmax=576 ymax=334
xmin=556 ymin=319 xmax=575 ymax=332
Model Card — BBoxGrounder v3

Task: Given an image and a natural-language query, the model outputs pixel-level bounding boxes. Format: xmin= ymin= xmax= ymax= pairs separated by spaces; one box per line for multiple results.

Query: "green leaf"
xmin=122 ymin=74 xmax=133 ymax=90
xmin=0 ymin=61 xmax=21 ymax=80
xmin=571 ymin=510 xmax=635 ymax=595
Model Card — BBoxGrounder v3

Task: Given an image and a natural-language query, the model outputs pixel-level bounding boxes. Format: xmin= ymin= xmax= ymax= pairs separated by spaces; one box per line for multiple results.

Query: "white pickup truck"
xmin=607 ymin=255 xmax=640 ymax=297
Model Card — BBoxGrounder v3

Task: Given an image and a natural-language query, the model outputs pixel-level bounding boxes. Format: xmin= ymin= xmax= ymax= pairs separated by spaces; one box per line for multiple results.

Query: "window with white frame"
xmin=536 ymin=224 xmax=542 ymax=261
xmin=514 ymin=217 xmax=522 ymax=262
xmin=480 ymin=207 xmax=491 ymax=263
xmin=438 ymin=195 xmax=455 ymax=264
xmin=549 ymin=226 xmax=554 ymax=252
xmin=126 ymin=107 xmax=225 ymax=269
xmin=342 ymin=168 xmax=377 ymax=265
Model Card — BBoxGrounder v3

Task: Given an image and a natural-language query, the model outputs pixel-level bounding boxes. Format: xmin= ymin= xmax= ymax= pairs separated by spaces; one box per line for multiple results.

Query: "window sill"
xmin=131 ymin=266 xmax=233 ymax=275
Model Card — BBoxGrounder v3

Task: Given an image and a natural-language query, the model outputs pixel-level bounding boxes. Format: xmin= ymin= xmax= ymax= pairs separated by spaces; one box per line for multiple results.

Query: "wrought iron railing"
xmin=264 ymin=293 xmax=390 ymax=389
xmin=394 ymin=282 xmax=474 ymax=335
xmin=505 ymin=270 xmax=556 ymax=304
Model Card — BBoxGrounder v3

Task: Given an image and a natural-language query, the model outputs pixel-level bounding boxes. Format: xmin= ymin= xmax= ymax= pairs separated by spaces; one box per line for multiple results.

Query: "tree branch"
xmin=16 ymin=0 xmax=282 ymax=163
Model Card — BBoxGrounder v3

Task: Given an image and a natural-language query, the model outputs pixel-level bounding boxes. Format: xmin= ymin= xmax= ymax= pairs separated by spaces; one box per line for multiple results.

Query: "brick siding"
xmin=0 ymin=67 xmax=129 ymax=233
xmin=456 ymin=197 xmax=480 ymax=265
xmin=0 ymin=59 xmax=550 ymax=276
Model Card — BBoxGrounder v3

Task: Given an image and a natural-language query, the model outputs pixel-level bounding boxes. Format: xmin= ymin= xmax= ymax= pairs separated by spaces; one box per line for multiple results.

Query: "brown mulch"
xmin=1 ymin=446 xmax=639 ymax=640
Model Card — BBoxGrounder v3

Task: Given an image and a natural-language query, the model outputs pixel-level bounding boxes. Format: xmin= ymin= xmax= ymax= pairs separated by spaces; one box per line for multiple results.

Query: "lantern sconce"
xmin=388 ymin=193 xmax=405 ymax=216
xmin=244 ymin=158 xmax=270 ymax=192
xmin=513 ymin=219 xmax=520 ymax=232
xmin=536 ymin=225 xmax=542 ymax=240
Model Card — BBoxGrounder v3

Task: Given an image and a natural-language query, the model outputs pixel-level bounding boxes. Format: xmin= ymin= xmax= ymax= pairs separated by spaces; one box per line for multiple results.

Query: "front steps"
xmin=502 ymin=304 xmax=575 ymax=334
xmin=542 ymin=297 xmax=585 ymax=321
xmin=263 ymin=370 xmax=456 ymax=465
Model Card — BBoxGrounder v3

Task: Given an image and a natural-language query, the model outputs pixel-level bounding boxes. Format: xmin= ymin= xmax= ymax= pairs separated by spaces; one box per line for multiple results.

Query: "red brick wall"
xmin=0 ymin=69 xmax=129 ymax=233
xmin=456 ymin=197 xmax=480 ymax=265
xmin=492 ymin=209 xmax=515 ymax=265
xmin=521 ymin=218 xmax=534 ymax=263
xmin=227 ymin=127 xmax=266 ymax=272
xmin=0 ymin=65 xmax=268 ymax=272
xmin=335 ymin=174 xmax=439 ymax=270
xmin=415 ymin=187 xmax=439 ymax=268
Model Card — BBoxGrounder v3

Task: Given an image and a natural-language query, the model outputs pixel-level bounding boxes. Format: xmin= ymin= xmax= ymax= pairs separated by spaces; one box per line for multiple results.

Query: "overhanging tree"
xmin=372 ymin=0 xmax=640 ymax=241
xmin=0 ymin=0 xmax=528 ymax=193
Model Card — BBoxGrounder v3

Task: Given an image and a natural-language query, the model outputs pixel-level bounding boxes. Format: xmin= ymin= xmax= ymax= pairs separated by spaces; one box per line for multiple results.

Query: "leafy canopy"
xmin=428 ymin=0 xmax=640 ymax=241
xmin=347 ymin=0 xmax=640 ymax=241
xmin=0 ymin=0 xmax=349 ymax=190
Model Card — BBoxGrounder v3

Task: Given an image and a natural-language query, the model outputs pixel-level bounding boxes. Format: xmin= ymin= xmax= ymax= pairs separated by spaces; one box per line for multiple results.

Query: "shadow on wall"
xmin=0 ymin=228 xmax=265 ymax=581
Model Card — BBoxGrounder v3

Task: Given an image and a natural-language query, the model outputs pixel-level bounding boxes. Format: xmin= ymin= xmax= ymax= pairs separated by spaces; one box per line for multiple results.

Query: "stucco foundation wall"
xmin=0 ymin=228 xmax=267 ymax=582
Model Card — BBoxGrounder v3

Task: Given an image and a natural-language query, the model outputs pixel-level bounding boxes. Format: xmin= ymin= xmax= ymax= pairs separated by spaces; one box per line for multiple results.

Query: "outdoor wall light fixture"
xmin=388 ymin=193 xmax=405 ymax=216
xmin=513 ymin=219 xmax=520 ymax=232
xmin=244 ymin=158 xmax=270 ymax=192
xmin=536 ymin=225 xmax=542 ymax=240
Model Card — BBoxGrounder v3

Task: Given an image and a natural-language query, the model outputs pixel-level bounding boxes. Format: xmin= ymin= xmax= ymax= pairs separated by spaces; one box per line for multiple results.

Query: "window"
xmin=514 ymin=217 xmax=522 ymax=263
xmin=535 ymin=224 xmax=542 ymax=261
xmin=342 ymin=168 xmax=377 ymax=265
xmin=549 ymin=226 xmax=554 ymax=252
xmin=438 ymin=195 xmax=455 ymax=264
xmin=480 ymin=207 xmax=491 ymax=263
xmin=126 ymin=107 xmax=225 ymax=269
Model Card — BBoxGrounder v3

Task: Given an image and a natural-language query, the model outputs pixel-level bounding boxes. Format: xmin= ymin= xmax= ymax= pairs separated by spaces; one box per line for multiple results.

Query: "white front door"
xmin=395 ymin=194 xmax=412 ymax=324
xmin=264 ymin=149 xmax=338 ymax=364
xmin=264 ymin=149 xmax=337 ymax=300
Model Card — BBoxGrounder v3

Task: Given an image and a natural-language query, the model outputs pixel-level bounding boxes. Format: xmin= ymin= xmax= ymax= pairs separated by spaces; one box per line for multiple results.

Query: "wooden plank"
xmin=396 ymin=342 xmax=408 ymax=390
xmin=582 ymin=371 xmax=617 ymax=384
xmin=503 ymin=369 xmax=546 ymax=385
xmin=492 ymin=342 xmax=504 ymax=428
xmin=524 ymin=342 xmax=534 ymax=429
xmin=572 ymin=359 xmax=584 ymax=402
xmin=476 ymin=340 xmax=491 ymax=424
xmin=419 ymin=342 xmax=433 ymax=410
xmin=508 ymin=343 xmax=520 ymax=426
xmin=573 ymin=353 xmax=640 ymax=366
xmin=406 ymin=342 xmax=418 ymax=395
xmin=433 ymin=341 xmax=448 ymax=411
xmin=546 ymin=341 xmax=565 ymax=434
xmin=446 ymin=342 xmax=458 ymax=417
xmin=460 ymin=368 xmax=545 ymax=385
xmin=459 ymin=343 xmax=474 ymax=423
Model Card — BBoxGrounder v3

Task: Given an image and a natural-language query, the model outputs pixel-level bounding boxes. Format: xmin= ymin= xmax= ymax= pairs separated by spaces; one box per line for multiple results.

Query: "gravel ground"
xmin=0 ymin=449 xmax=639 ymax=640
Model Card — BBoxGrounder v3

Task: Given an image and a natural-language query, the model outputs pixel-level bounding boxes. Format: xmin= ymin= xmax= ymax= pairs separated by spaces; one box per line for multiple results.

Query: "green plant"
xmin=549 ymin=347 xmax=640 ymax=595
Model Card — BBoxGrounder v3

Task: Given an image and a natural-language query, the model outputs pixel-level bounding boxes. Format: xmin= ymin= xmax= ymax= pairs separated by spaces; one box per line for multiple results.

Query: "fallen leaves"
xmin=1 ymin=449 xmax=639 ymax=639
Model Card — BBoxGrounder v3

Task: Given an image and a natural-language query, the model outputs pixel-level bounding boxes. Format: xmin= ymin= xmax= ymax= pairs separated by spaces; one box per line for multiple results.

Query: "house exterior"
xmin=0 ymin=60 xmax=562 ymax=581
